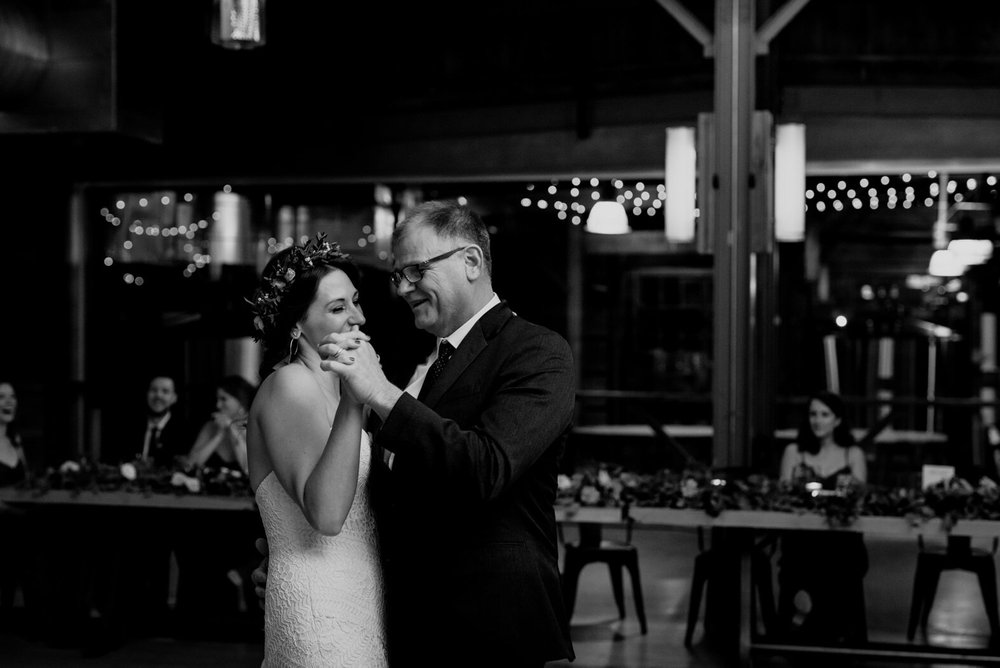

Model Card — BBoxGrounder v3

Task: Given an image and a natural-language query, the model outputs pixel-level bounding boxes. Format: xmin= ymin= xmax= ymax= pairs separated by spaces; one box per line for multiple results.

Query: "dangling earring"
xmin=288 ymin=332 xmax=301 ymax=360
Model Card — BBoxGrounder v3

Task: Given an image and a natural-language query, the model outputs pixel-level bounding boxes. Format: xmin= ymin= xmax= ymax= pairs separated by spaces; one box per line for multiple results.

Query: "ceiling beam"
xmin=653 ymin=0 xmax=714 ymax=57
xmin=756 ymin=0 xmax=812 ymax=54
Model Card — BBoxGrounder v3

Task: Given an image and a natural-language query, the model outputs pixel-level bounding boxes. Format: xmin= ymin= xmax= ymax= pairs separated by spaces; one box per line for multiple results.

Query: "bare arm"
xmin=253 ymin=365 xmax=364 ymax=536
xmin=187 ymin=422 xmax=224 ymax=468
xmin=848 ymin=445 xmax=868 ymax=483
xmin=779 ymin=443 xmax=799 ymax=483
xmin=224 ymin=422 xmax=249 ymax=473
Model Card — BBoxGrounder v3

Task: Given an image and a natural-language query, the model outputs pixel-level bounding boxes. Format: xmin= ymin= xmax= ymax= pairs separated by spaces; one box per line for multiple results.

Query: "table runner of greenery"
xmin=557 ymin=464 xmax=1000 ymax=529
xmin=14 ymin=458 xmax=1000 ymax=530
xmin=13 ymin=458 xmax=251 ymax=498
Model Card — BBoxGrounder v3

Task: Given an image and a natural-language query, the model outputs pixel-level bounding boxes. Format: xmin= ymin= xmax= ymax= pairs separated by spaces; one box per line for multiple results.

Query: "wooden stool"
xmin=907 ymin=535 xmax=1000 ymax=641
xmin=561 ymin=520 xmax=647 ymax=634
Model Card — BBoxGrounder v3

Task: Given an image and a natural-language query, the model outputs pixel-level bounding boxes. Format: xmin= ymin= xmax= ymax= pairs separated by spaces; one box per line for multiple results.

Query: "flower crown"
xmin=247 ymin=233 xmax=351 ymax=342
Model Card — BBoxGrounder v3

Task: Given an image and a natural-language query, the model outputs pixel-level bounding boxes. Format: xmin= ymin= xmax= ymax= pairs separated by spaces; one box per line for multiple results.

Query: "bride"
xmin=246 ymin=235 xmax=387 ymax=667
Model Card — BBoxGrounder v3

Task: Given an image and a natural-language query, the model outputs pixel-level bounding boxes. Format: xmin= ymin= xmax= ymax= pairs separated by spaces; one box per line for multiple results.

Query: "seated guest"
xmin=0 ymin=378 xmax=34 ymax=622
xmin=0 ymin=379 xmax=27 ymax=486
xmin=776 ymin=390 xmax=869 ymax=644
xmin=107 ymin=374 xmax=190 ymax=467
xmin=175 ymin=376 xmax=258 ymax=631
xmin=87 ymin=375 xmax=190 ymax=648
xmin=185 ymin=375 xmax=255 ymax=473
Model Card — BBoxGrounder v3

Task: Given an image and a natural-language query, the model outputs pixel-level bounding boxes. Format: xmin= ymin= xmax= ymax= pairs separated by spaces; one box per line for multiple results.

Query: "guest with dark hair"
xmin=185 ymin=375 xmax=256 ymax=473
xmin=780 ymin=390 xmax=866 ymax=484
xmin=0 ymin=380 xmax=27 ymax=486
xmin=776 ymin=390 xmax=869 ymax=643
xmin=0 ymin=378 xmax=35 ymax=623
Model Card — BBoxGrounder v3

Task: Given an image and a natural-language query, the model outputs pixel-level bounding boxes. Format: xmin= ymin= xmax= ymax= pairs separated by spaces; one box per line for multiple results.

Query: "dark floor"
xmin=1 ymin=528 xmax=998 ymax=667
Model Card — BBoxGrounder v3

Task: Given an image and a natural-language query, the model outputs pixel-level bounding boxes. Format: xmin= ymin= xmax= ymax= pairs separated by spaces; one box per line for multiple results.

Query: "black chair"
xmin=685 ymin=527 xmax=777 ymax=647
xmin=907 ymin=534 xmax=1000 ymax=641
xmin=561 ymin=517 xmax=647 ymax=634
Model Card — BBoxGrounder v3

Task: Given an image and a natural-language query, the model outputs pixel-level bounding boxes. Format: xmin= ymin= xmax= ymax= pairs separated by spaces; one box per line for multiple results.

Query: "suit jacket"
xmin=106 ymin=412 xmax=191 ymax=467
xmin=375 ymin=301 xmax=576 ymax=667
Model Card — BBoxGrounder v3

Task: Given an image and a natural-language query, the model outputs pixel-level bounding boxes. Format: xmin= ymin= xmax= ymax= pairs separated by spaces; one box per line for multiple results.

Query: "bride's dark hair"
xmin=249 ymin=237 xmax=360 ymax=379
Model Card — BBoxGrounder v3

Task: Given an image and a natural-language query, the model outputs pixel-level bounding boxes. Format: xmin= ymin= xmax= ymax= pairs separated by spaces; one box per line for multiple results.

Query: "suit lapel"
xmin=420 ymin=302 xmax=514 ymax=408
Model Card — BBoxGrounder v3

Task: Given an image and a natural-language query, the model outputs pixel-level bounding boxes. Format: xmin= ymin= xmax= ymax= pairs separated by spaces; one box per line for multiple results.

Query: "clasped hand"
xmin=318 ymin=328 xmax=387 ymax=406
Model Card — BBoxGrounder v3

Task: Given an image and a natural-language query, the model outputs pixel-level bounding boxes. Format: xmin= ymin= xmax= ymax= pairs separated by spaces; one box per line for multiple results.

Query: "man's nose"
xmin=395 ymin=278 xmax=415 ymax=297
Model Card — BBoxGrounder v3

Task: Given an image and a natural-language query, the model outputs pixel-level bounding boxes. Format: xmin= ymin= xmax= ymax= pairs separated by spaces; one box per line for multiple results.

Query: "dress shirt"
xmin=402 ymin=293 xmax=502 ymax=399
xmin=385 ymin=293 xmax=502 ymax=470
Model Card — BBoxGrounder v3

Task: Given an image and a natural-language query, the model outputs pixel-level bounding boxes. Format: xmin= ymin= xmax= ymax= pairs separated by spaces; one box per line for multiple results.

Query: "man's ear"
xmin=464 ymin=245 xmax=485 ymax=281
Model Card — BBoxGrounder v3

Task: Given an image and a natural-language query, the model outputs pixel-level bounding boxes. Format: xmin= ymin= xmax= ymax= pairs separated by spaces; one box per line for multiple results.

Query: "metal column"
xmin=711 ymin=0 xmax=757 ymax=468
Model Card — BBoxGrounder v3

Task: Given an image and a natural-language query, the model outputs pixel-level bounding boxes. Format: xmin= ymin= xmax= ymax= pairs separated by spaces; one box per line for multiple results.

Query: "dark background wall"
xmin=3 ymin=0 xmax=1000 ymax=465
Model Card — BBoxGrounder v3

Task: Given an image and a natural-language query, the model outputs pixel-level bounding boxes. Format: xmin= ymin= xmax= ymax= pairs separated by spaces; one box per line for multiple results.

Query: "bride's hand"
xmin=318 ymin=329 xmax=371 ymax=367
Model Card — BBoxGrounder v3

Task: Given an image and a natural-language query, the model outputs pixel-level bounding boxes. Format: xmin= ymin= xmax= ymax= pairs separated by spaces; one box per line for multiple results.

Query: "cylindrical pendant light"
xmin=211 ymin=0 xmax=266 ymax=50
xmin=665 ymin=126 xmax=697 ymax=243
xmin=774 ymin=123 xmax=806 ymax=242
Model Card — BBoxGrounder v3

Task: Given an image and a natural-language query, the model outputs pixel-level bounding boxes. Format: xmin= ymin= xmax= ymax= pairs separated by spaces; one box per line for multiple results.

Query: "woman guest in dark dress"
xmin=0 ymin=379 xmax=33 ymax=620
xmin=185 ymin=375 xmax=256 ymax=473
xmin=0 ymin=380 xmax=27 ymax=486
xmin=776 ymin=390 xmax=869 ymax=643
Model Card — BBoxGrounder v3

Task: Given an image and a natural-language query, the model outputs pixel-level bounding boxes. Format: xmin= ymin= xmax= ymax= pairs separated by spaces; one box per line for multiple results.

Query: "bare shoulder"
xmin=251 ymin=365 xmax=321 ymax=417
xmin=847 ymin=444 xmax=866 ymax=459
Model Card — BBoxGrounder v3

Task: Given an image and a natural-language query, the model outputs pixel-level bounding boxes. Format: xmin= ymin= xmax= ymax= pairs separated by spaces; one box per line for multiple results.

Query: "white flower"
xmin=579 ymin=485 xmax=602 ymax=505
xmin=597 ymin=469 xmax=612 ymax=488
xmin=120 ymin=463 xmax=137 ymax=481
xmin=557 ymin=474 xmax=573 ymax=491
xmin=171 ymin=472 xmax=201 ymax=494
xmin=59 ymin=460 xmax=81 ymax=474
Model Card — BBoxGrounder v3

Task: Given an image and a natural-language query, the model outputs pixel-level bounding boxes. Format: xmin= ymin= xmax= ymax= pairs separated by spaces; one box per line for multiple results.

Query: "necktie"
xmin=424 ymin=340 xmax=456 ymax=390
xmin=142 ymin=423 xmax=161 ymax=460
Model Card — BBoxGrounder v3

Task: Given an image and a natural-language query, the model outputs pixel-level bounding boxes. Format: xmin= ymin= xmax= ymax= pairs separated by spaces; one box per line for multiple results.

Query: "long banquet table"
xmin=0 ymin=487 xmax=257 ymax=511
xmin=0 ymin=486 xmax=263 ymax=646
xmin=5 ymin=487 xmax=1000 ymax=664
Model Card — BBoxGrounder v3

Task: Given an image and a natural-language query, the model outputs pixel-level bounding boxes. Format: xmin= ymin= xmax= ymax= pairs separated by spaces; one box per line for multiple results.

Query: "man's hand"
xmin=320 ymin=337 xmax=403 ymax=420
xmin=252 ymin=536 xmax=269 ymax=609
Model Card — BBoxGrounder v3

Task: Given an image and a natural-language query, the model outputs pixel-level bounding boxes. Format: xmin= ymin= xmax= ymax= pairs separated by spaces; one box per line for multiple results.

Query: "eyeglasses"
xmin=390 ymin=246 xmax=471 ymax=287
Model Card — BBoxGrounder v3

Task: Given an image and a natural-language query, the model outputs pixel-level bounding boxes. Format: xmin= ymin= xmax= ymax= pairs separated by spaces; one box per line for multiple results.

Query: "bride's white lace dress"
xmin=255 ymin=433 xmax=387 ymax=667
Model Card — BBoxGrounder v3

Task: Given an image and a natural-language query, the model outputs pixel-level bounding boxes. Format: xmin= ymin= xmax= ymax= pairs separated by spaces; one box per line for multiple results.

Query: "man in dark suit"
xmin=324 ymin=201 xmax=576 ymax=667
xmin=107 ymin=374 xmax=189 ymax=466
xmin=89 ymin=374 xmax=190 ymax=651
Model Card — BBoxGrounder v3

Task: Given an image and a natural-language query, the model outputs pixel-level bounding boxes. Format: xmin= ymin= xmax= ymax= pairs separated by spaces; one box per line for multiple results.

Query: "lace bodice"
xmin=255 ymin=434 xmax=387 ymax=667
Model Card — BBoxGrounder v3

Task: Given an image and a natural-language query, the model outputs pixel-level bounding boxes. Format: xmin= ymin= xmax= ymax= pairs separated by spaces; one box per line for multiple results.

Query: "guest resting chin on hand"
xmin=185 ymin=375 xmax=256 ymax=473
